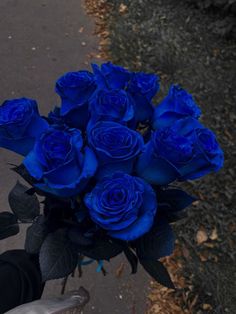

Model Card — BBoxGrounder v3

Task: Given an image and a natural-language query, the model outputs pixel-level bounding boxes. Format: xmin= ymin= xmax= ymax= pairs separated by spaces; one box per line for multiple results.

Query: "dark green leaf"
xmin=25 ymin=215 xmax=50 ymax=254
xmin=157 ymin=204 xmax=188 ymax=223
xmin=76 ymin=236 xmax=123 ymax=260
xmin=0 ymin=212 xmax=19 ymax=240
xmin=136 ymin=220 xmax=174 ymax=260
xmin=140 ymin=259 xmax=175 ymax=289
xmin=26 ymin=187 xmax=37 ymax=195
xmin=11 ymin=164 xmax=36 ymax=186
xmin=157 ymin=188 xmax=196 ymax=212
xmin=124 ymin=247 xmax=138 ymax=274
xmin=165 ymin=211 xmax=188 ymax=223
xmin=43 ymin=196 xmax=78 ymax=232
xmin=8 ymin=181 xmax=40 ymax=222
xmin=39 ymin=229 xmax=78 ymax=281
xmin=68 ymin=228 xmax=93 ymax=247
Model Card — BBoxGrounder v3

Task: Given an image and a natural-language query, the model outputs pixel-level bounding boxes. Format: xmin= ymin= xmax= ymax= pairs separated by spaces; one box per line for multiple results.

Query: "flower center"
xmin=42 ymin=130 xmax=71 ymax=168
xmin=0 ymin=103 xmax=28 ymax=123
xmin=100 ymin=91 xmax=127 ymax=116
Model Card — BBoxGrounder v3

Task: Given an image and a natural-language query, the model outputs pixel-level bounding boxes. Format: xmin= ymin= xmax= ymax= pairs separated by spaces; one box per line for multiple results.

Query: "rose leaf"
xmin=25 ymin=215 xmax=50 ymax=254
xmin=0 ymin=212 xmax=19 ymax=240
xmin=8 ymin=181 xmax=40 ymax=222
xmin=39 ymin=229 xmax=78 ymax=281
xmin=140 ymin=259 xmax=175 ymax=289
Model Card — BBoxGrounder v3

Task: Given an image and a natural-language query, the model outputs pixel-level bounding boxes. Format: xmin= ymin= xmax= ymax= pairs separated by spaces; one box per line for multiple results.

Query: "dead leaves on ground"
xmin=196 ymin=227 xmax=208 ymax=245
xmin=147 ymin=246 xmax=196 ymax=314
xmin=195 ymin=226 xmax=220 ymax=263
xmin=146 ymin=240 xmax=221 ymax=313
xmin=84 ymin=0 xmax=113 ymax=59
xmin=119 ymin=4 xmax=128 ymax=15
xmin=84 ymin=1 xmax=129 ymax=60
xmin=196 ymin=226 xmax=218 ymax=245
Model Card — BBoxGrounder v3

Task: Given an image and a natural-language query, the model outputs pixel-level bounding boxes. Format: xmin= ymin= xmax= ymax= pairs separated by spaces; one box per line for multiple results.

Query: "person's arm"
xmin=5 ymin=287 xmax=89 ymax=314
xmin=0 ymin=250 xmax=44 ymax=313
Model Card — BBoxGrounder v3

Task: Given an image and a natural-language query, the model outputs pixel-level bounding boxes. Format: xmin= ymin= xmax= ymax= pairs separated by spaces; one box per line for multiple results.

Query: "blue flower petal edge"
xmin=153 ymin=84 xmax=201 ymax=129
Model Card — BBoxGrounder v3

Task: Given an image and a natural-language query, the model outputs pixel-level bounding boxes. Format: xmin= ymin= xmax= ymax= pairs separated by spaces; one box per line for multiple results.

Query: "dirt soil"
xmin=85 ymin=0 xmax=236 ymax=313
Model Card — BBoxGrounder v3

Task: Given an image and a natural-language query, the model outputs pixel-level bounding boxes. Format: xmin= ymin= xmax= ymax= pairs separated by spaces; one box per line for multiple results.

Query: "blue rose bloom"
xmin=23 ymin=127 xmax=97 ymax=197
xmin=88 ymin=89 xmax=135 ymax=129
xmin=92 ymin=62 xmax=131 ymax=90
xmin=136 ymin=118 xmax=224 ymax=185
xmin=153 ymin=84 xmax=201 ymax=129
xmin=88 ymin=121 xmax=144 ymax=178
xmin=84 ymin=172 xmax=157 ymax=241
xmin=0 ymin=98 xmax=48 ymax=156
xmin=127 ymin=72 xmax=160 ymax=122
xmin=55 ymin=71 xmax=97 ymax=129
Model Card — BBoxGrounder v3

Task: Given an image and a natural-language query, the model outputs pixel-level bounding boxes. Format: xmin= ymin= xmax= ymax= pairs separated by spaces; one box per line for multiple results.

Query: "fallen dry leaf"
xmin=199 ymin=252 xmax=208 ymax=262
xmin=115 ymin=262 xmax=125 ymax=278
xmin=149 ymin=303 xmax=162 ymax=313
xmin=224 ymin=129 xmax=233 ymax=141
xmin=148 ymin=293 xmax=159 ymax=303
xmin=192 ymin=200 xmax=200 ymax=206
xmin=197 ymin=192 xmax=205 ymax=200
xmin=182 ymin=246 xmax=190 ymax=259
xmin=209 ymin=228 xmax=218 ymax=241
xmin=119 ymin=3 xmax=128 ymax=14
xmin=203 ymin=242 xmax=215 ymax=248
xmin=196 ymin=228 xmax=208 ymax=245
xmin=189 ymin=294 xmax=198 ymax=311
xmin=202 ymin=303 xmax=213 ymax=311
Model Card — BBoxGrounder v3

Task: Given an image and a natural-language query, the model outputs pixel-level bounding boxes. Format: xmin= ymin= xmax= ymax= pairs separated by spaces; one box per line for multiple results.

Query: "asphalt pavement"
xmin=0 ymin=1 xmax=149 ymax=313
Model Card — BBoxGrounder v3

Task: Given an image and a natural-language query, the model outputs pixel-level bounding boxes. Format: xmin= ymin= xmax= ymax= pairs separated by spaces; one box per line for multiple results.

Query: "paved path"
xmin=0 ymin=1 xmax=149 ymax=313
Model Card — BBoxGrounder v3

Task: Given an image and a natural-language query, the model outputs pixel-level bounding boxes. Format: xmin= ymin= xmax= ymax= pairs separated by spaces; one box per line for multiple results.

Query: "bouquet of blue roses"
xmin=0 ymin=62 xmax=223 ymax=288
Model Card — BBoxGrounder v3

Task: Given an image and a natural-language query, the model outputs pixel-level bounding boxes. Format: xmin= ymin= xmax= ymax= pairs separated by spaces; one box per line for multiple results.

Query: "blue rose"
xmin=88 ymin=89 xmax=135 ymax=129
xmin=88 ymin=121 xmax=144 ymax=178
xmin=0 ymin=98 xmax=48 ymax=156
xmin=127 ymin=72 xmax=160 ymax=122
xmin=23 ymin=127 xmax=97 ymax=197
xmin=153 ymin=85 xmax=201 ymax=129
xmin=84 ymin=172 xmax=157 ymax=241
xmin=55 ymin=71 xmax=97 ymax=129
xmin=92 ymin=62 xmax=131 ymax=90
xmin=136 ymin=118 xmax=224 ymax=185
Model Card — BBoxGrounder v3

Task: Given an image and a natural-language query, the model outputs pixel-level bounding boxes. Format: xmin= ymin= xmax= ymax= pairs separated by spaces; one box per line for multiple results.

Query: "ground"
xmin=85 ymin=0 xmax=236 ymax=313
